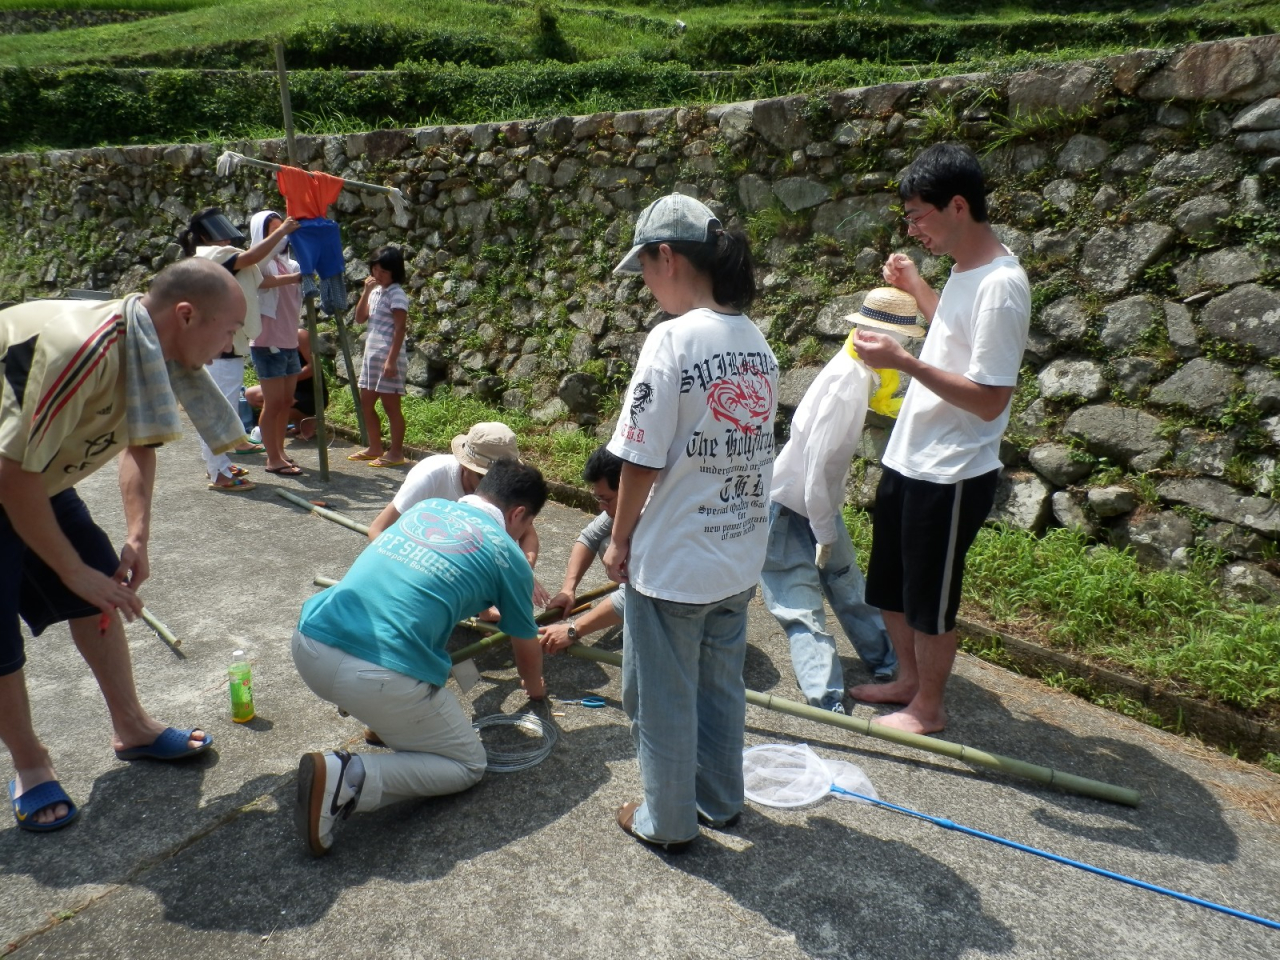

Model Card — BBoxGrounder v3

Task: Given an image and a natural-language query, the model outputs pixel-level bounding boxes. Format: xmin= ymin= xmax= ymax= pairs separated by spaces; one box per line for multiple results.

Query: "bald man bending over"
xmin=1 ymin=259 xmax=248 ymax=832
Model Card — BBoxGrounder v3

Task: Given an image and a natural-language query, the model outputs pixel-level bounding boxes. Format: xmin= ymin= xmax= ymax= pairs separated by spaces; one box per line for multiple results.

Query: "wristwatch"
xmin=565 ymin=621 xmax=579 ymax=642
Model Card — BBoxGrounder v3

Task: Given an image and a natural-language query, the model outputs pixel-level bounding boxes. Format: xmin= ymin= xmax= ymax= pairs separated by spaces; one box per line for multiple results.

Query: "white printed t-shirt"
xmin=882 ymin=253 xmax=1030 ymax=483
xmin=392 ymin=453 xmax=466 ymax=514
xmin=608 ymin=308 xmax=779 ymax=604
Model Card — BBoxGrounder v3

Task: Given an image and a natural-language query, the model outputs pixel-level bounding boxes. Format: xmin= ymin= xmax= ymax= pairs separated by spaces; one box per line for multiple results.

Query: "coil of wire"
xmin=473 ymin=711 xmax=558 ymax=773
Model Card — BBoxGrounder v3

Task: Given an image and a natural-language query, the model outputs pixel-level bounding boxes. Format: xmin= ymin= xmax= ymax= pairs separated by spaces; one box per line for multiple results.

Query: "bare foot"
xmin=13 ymin=766 xmax=69 ymax=826
xmin=848 ymin=680 xmax=916 ymax=705
xmin=871 ymin=708 xmax=947 ymax=735
xmin=113 ymin=725 xmax=208 ymax=755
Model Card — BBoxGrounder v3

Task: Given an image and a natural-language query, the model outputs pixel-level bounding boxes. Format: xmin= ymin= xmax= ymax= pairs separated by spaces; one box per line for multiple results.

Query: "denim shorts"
xmin=1 ymin=489 xmax=119 ymax=676
xmin=250 ymin=346 xmax=302 ymax=381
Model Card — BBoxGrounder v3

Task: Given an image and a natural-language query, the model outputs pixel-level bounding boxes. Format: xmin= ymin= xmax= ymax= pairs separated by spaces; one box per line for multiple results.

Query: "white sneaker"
xmin=296 ymin=751 xmax=363 ymax=857
xmin=248 ymin=426 xmax=262 ymax=444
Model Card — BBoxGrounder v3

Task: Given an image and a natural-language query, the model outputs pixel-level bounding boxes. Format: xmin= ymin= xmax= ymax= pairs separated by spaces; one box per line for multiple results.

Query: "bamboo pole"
xmin=278 ymin=489 xmax=370 ymax=535
xmin=562 ymin=644 xmax=1141 ymax=808
xmin=311 ymin=574 xmax=617 ymax=662
xmin=330 ymin=306 xmax=369 ymax=445
xmin=140 ymin=607 xmax=183 ymax=655
xmin=273 ymin=41 xmax=298 ymax=165
xmin=302 ymin=295 xmax=330 ymax=481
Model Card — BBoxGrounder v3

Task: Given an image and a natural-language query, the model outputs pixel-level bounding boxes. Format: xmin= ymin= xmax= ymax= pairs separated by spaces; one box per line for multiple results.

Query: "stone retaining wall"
xmin=1 ymin=34 xmax=1278 ymax=596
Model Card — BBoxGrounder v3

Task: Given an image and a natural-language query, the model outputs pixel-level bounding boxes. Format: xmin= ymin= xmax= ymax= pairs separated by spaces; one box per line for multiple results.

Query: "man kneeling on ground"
xmin=291 ymin=458 xmax=548 ymax=857
xmin=539 ymin=445 xmax=626 ymax=654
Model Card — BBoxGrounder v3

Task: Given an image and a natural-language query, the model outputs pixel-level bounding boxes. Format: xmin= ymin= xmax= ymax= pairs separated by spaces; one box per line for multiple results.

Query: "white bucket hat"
xmin=451 ymin=422 xmax=520 ymax=474
xmin=846 ymin=287 xmax=926 ymax=338
xmin=613 ymin=194 xmax=721 ymax=275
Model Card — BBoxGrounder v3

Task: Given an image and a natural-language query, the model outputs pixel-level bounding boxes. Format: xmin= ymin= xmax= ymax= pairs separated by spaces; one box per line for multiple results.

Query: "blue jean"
xmin=760 ymin=503 xmax=896 ymax=705
xmin=622 ymin=586 xmax=753 ymax=844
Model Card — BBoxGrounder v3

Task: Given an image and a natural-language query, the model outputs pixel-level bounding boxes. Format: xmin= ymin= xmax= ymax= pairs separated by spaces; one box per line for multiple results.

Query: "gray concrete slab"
xmin=3 ymin=424 xmax=1279 ymax=958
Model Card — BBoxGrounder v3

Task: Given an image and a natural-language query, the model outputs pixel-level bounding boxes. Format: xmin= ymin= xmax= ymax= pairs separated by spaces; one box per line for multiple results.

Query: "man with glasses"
xmin=539 ymin=445 xmax=626 ymax=653
xmin=846 ymin=143 xmax=1031 ymax=735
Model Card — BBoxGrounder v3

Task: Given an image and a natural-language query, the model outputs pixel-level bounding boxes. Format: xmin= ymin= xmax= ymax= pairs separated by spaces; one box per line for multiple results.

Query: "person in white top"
xmin=605 ymin=194 xmax=779 ymax=849
xmin=366 ymin=421 xmax=547 ymax=607
xmin=847 ymin=143 xmax=1031 ymax=734
xmin=760 ymin=293 xmax=919 ymax=712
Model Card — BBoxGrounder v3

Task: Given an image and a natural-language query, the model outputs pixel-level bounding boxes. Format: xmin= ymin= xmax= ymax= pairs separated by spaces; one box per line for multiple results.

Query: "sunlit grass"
xmin=324 ymin=383 xmax=599 ymax=488
xmin=846 ymin=507 xmax=1280 ymax=715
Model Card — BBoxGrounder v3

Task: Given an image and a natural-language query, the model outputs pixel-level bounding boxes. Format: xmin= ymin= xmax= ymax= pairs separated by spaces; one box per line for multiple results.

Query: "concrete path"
xmin=3 ymin=424 xmax=1278 ymax=959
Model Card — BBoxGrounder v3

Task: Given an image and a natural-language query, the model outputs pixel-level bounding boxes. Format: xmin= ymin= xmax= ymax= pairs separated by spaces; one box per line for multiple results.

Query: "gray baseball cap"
xmin=613 ymin=194 xmax=721 ymax=275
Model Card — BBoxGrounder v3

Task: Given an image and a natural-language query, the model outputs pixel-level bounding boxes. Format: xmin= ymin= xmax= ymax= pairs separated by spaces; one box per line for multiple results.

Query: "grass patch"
xmin=323 ymin=383 xmax=598 ymax=487
xmin=844 ymin=506 xmax=1280 ymax=717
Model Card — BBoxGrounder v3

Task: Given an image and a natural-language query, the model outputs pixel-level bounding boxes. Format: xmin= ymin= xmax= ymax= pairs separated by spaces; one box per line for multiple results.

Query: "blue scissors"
xmin=554 ymin=696 xmax=606 ymax=708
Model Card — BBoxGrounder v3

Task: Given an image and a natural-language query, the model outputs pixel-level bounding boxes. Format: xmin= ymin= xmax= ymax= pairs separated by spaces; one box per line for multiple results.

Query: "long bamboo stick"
xmin=309 ymin=577 xmax=620 ymax=663
xmin=562 ymin=643 xmax=1141 ymax=808
xmin=277 ymin=489 xmax=370 ymax=535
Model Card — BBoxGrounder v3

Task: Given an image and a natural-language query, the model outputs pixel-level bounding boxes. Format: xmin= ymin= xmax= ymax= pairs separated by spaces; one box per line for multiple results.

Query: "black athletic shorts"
xmin=0 ymin=488 xmax=119 ymax=676
xmin=864 ymin=466 xmax=999 ymax=636
xmin=293 ymin=375 xmax=328 ymax=417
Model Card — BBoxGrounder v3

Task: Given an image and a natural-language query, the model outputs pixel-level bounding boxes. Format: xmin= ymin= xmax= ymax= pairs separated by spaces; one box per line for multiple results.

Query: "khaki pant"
xmin=291 ymin=630 xmax=487 ymax=811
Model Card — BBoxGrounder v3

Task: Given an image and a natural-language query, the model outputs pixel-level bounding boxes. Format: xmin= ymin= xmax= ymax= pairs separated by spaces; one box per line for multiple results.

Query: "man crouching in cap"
xmin=366 ymin=421 xmax=549 ymax=609
xmin=292 ymin=458 xmax=549 ymax=856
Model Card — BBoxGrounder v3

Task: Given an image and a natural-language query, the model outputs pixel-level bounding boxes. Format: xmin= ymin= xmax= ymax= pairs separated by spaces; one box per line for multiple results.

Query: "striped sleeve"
xmin=0 ymin=314 xmax=123 ymax=471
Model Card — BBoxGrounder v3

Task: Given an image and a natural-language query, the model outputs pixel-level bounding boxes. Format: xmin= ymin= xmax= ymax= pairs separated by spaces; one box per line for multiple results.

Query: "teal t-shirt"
xmin=297 ymin=497 xmax=538 ymax=686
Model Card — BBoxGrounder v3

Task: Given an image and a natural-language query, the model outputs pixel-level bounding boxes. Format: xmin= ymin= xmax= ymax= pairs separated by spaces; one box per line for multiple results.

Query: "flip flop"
xmin=9 ymin=779 xmax=79 ymax=833
xmin=232 ymin=444 xmax=266 ymax=456
xmin=347 ymin=452 xmax=380 ymax=461
xmin=208 ymin=477 xmax=256 ymax=492
xmin=228 ymin=465 xmax=249 ymax=478
xmin=115 ymin=727 xmax=213 ymax=762
xmin=264 ymin=464 xmax=305 ymax=476
xmin=368 ymin=458 xmax=405 ymax=468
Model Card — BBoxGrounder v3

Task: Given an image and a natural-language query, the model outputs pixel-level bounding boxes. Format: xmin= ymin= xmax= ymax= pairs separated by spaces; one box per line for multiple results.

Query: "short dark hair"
xmin=477 ymin=458 xmax=548 ymax=518
xmin=367 ymin=245 xmax=407 ymax=285
xmin=898 ymin=143 xmax=989 ymax=223
xmin=583 ymin=445 xmax=623 ymax=491
xmin=641 ymin=228 xmax=756 ymax=313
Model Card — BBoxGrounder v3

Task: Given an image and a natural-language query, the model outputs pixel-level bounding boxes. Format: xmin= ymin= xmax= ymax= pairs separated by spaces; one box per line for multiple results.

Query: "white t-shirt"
xmin=882 ymin=254 xmax=1030 ymax=483
xmin=392 ymin=454 xmax=466 ymax=513
xmin=608 ymin=308 xmax=779 ymax=604
xmin=770 ymin=346 xmax=873 ymax=546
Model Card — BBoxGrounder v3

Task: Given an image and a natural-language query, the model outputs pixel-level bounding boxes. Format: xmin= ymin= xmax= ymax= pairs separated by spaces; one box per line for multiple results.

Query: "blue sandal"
xmin=9 ymin=779 xmax=79 ymax=833
xmin=114 ymin=727 xmax=213 ymax=762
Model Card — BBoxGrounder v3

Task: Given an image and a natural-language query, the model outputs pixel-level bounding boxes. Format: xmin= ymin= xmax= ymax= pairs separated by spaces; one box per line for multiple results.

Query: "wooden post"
xmin=303 ymin=295 xmax=330 ymax=481
xmin=332 ymin=308 xmax=369 ymax=445
xmin=272 ymin=40 xmax=366 ymax=449
xmin=274 ymin=41 xmax=298 ymax=165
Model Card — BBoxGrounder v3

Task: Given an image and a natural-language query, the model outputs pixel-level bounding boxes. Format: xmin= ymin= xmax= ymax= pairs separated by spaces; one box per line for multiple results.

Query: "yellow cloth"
xmin=845 ymin=330 xmax=901 ymax=417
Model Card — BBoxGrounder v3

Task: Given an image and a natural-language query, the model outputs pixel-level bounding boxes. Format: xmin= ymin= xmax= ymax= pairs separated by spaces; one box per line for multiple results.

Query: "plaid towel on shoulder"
xmin=123 ymin=294 xmax=245 ymax=454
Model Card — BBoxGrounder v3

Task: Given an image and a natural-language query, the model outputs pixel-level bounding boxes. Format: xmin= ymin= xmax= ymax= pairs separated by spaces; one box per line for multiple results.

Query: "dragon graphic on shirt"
xmin=705 ymin=365 xmax=773 ymax=434
xmin=629 ymin=381 xmax=654 ymax=425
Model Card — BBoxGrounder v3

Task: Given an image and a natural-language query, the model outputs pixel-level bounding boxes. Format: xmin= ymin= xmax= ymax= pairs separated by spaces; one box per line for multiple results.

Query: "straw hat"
xmin=845 ymin=287 xmax=926 ymax=338
xmin=451 ymin=422 xmax=520 ymax=474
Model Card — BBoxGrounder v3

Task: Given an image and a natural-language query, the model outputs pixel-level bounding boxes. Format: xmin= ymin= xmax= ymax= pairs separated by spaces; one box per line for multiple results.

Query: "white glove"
xmin=815 ymin=542 xmax=833 ymax=569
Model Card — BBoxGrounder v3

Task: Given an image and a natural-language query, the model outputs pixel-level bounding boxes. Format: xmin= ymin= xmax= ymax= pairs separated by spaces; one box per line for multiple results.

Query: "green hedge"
xmin=682 ymin=12 xmax=1270 ymax=67
xmin=0 ymin=57 xmax=709 ymax=149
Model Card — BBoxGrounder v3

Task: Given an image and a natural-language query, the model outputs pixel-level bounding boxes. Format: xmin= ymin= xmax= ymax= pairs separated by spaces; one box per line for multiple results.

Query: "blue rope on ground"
xmin=830 ymin=786 xmax=1280 ymax=932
